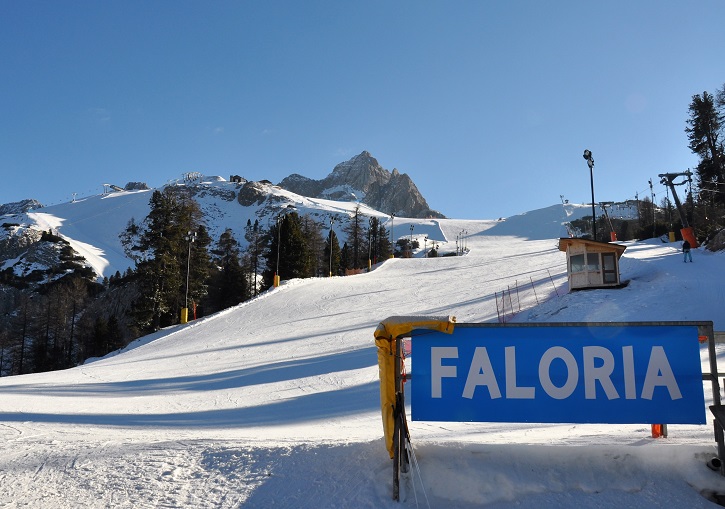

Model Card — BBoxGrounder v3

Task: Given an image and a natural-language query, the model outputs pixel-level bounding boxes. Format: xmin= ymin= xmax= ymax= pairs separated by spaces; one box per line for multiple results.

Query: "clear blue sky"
xmin=2 ymin=1 xmax=724 ymax=219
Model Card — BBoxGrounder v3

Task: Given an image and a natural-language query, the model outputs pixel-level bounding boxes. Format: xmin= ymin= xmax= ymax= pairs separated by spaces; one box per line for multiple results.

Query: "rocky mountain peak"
xmin=278 ymin=151 xmax=444 ymax=218
xmin=330 ymin=150 xmax=377 ymax=174
xmin=0 ymin=199 xmax=43 ymax=216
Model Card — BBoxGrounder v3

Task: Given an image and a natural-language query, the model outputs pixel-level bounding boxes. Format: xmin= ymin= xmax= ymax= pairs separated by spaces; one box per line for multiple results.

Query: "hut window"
xmin=570 ymin=254 xmax=585 ymax=272
xmin=586 ymin=253 xmax=600 ymax=271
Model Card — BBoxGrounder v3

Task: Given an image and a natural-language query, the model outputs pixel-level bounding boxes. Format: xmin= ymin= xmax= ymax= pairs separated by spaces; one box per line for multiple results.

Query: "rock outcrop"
xmin=278 ymin=151 xmax=444 ymax=218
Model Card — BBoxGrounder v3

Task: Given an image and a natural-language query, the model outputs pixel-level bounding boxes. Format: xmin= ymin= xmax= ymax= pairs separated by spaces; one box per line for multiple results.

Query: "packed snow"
xmin=2 ymin=197 xmax=725 ymax=508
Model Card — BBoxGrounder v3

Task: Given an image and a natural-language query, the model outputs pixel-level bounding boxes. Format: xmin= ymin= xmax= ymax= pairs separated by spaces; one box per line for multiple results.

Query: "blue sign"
xmin=411 ymin=325 xmax=706 ymax=424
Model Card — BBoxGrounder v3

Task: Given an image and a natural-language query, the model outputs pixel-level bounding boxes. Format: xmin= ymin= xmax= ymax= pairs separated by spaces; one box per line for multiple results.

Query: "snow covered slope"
xmin=1 ymin=204 xmax=724 ymax=508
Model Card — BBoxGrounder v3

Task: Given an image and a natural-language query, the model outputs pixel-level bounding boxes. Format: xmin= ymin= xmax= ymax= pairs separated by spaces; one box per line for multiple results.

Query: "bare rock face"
xmin=0 ymin=224 xmax=43 ymax=262
xmin=276 ymin=173 xmax=321 ymax=199
xmin=278 ymin=151 xmax=445 ymax=218
xmin=0 ymin=199 xmax=43 ymax=215
xmin=0 ymin=225 xmax=91 ymax=286
xmin=706 ymin=229 xmax=725 ymax=252
xmin=237 ymin=181 xmax=270 ymax=207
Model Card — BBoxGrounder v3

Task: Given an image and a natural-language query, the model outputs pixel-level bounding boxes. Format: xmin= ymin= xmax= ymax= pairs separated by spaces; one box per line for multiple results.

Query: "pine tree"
xmin=343 ymin=206 xmax=366 ymax=269
xmin=31 ymin=293 xmax=52 ymax=372
xmin=262 ymin=212 xmax=310 ymax=288
xmin=106 ymin=315 xmax=124 ymax=352
xmin=211 ymin=228 xmax=248 ymax=310
xmin=89 ymin=317 xmax=109 ymax=359
xmin=184 ymin=224 xmax=212 ymax=318
xmin=301 ymin=215 xmax=325 ymax=277
xmin=131 ymin=190 xmax=180 ymax=330
xmin=63 ymin=277 xmax=90 ymax=368
xmin=244 ymin=219 xmax=264 ymax=296
xmin=377 ymin=222 xmax=392 ymax=260
xmin=367 ymin=216 xmax=391 ymax=264
xmin=686 ymin=90 xmax=725 ymax=204
xmin=340 ymin=242 xmax=351 ymax=273
xmin=130 ymin=187 xmax=210 ymax=332
xmin=11 ymin=294 xmax=33 ymax=375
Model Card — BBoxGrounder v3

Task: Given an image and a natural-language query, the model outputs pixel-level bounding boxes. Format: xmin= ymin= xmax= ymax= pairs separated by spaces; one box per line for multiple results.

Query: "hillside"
xmin=1 ymin=178 xmax=387 ymax=281
xmin=1 ymin=203 xmax=725 ymax=507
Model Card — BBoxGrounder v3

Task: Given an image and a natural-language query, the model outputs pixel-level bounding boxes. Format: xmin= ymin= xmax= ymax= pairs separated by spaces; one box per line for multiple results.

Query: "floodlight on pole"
xmin=583 ymin=149 xmax=597 ymax=241
xmin=390 ymin=213 xmax=395 ymax=258
xmin=368 ymin=217 xmax=374 ymax=271
xmin=329 ymin=217 xmax=335 ymax=277
xmin=275 ymin=215 xmax=282 ymax=287
xmin=649 ymin=178 xmax=656 ymax=238
xmin=181 ymin=230 xmax=197 ymax=324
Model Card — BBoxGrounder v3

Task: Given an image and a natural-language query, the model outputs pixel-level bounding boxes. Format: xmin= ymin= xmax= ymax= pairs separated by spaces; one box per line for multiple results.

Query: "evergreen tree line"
xmin=0 ymin=274 xmax=130 ymax=376
xmin=125 ymin=191 xmax=393 ymax=336
xmin=262 ymin=206 xmax=392 ymax=285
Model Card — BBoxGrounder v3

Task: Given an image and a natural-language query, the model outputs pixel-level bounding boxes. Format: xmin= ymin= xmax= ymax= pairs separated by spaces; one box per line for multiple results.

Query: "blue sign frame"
xmin=411 ymin=324 xmax=706 ymax=424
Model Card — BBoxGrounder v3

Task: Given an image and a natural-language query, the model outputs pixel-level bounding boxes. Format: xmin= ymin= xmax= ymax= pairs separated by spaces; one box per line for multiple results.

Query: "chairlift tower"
xmin=658 ymin=171 xmax=692 ymax=229
xmin=658 ymin=170 xmax=697 ymax=247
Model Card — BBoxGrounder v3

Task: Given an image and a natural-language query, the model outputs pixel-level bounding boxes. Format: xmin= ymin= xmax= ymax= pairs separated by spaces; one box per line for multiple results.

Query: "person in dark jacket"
xmin=682 ymin=240 xmax=692 ymax=262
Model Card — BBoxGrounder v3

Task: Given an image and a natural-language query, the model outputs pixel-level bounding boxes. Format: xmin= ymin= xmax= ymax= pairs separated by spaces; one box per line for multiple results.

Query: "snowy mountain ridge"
xmin=1 ymin=174 xmax=596 ymax=282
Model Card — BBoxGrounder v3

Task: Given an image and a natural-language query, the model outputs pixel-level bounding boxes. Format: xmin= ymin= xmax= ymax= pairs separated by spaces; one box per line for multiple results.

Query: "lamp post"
xmin=252 ymin=221 xmax=259 ymax=296
xmin=329 ymin=217 xmax=335 ymax=277
xmin=583 ymin=149 xmax=597 ymax=241
xmin=649 ymin=178 xmax=656 ymax=238
xmin=275 ymin=215 xmax=282 ymax=287
xmin=368 ymin=217 xmax=374 ymax=271
xmin=409 ymin=224 xmax=414 ymax=257
xmin=424 ymin=236 xmax=428 ymax=257
xmin=182 ymin=230 xmax=196 ymax=324
xmin=390 ymin=213 xmax=395 ymax=258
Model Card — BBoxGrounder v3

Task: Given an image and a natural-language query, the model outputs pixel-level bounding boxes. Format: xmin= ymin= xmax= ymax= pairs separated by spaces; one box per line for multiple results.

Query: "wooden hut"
xmin=558 ymin=238 xmax=627 ymax=290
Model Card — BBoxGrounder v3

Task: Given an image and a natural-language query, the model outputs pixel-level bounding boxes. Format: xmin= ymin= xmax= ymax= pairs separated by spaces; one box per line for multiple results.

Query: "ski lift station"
xmin=558 ymin=238 xmax=627 ymax=290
